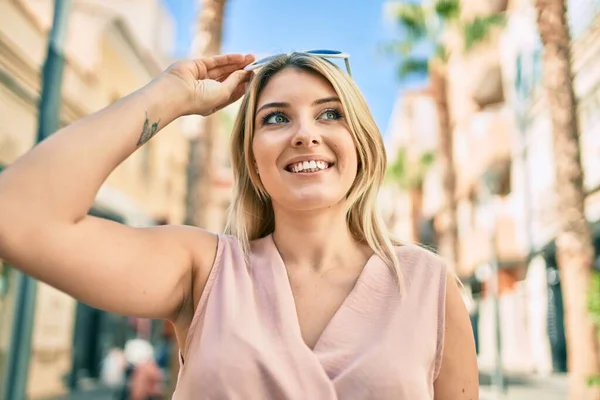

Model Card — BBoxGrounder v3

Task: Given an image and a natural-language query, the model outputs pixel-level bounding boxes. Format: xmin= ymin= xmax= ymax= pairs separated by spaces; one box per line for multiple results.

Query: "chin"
xmin=277 ymin=191 xmax=347 ymax=213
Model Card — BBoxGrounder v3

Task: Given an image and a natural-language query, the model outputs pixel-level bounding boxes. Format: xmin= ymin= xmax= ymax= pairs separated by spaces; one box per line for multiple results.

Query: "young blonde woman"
xmin=0 ymin=52 xmax=478 ymax=399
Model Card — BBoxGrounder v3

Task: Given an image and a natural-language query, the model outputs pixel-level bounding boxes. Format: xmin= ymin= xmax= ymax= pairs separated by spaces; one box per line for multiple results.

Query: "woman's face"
xmin=252 ymin=68 xmax=358 ymax=212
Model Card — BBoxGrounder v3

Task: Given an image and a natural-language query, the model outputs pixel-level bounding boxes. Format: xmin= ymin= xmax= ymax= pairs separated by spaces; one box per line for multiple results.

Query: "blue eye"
xmin=320 ymin=108 xmax=343 ymax=120
xmin=262 ymin=112 xmax=288 ymax=125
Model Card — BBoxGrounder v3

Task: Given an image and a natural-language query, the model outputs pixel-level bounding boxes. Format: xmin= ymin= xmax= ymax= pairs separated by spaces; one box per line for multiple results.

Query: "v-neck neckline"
xmin=267 ymin=234 xmax=378 ymax=352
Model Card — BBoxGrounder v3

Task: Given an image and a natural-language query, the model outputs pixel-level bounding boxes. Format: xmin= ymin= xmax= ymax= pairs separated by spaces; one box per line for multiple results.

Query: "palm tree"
xmin=177 ymin=0 xmax=227 ymax=392
xmin=386 ymin=0 xmax=504 ymax=271
xmin=534 ymin=0 xmax=600 ymax=397
xmin=386 ymin=148 xmax=434 ymax=243
xmin=185 ymin=0 xmax=227 ymax=228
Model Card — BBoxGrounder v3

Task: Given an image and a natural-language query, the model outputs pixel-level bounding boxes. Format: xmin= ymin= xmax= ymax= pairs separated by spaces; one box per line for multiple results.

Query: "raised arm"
xmin=0 ymin=54 xmax=254 ymax=321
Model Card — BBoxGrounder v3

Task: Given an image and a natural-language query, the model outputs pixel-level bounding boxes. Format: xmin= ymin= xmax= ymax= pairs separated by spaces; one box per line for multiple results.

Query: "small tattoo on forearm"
xmin=137 ymin=112 xmax=161 ymax=146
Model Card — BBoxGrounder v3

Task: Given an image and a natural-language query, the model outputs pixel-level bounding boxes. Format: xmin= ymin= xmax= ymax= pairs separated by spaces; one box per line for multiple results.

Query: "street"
xmin=479 ymin=372 xmax=567 ymax=400
xmin=45 ymin=387 xmax=120 ymax=400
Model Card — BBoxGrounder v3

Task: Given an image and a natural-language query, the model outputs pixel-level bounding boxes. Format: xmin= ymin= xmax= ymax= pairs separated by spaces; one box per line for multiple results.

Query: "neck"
xmin=271 ymin=200 xmax=368 ymax=272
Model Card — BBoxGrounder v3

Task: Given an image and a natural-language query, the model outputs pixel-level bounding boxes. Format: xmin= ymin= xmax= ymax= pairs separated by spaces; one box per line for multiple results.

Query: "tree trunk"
xmin=185 ymin=0 xmax=226 ymax=227
xmin=410 ymin=187 xmax=423 ymax=243
xmin=430 ymin=63 xmax=459 ymax=272
xmin=534 ymin=0 xmax=600 ymax=397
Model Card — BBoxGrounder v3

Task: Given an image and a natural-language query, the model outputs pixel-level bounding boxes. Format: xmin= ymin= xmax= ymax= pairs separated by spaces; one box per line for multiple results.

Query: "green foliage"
xmin=383 ymin=0 xmax=506 ymax=80
xmin=378 ymin=40 xmax=415 ymax=57
xmin=588 ymin=375 xmax=600 ymax=387
xmin=589 ymin=270 xmax=600 ymax=327
xmin=434 ymin=0 xmax=460 ymax=20
xmin=399 ymin=58 xmax=430 ymax=78
xmin=386 ymin=147 xmax=435 ymax=190
xmin=463 ymin=14 xmax=506 ymax=52
xmin=392 ymin=3 xmax=428 ymax=41
xmin=587 ymin=270 xmax=600 ymax=386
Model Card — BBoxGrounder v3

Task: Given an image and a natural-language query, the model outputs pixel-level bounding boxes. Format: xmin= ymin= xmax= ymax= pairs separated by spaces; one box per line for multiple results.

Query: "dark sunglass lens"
xmin=307 ymin=49 xmax=342 ymax=55
xmin=252 ymin=54 xmax=282 ymax=67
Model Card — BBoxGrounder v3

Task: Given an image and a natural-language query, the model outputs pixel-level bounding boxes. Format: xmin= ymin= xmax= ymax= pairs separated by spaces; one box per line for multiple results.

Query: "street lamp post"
xmin=1 ymin=1 xmax=71 ymax=398
xmin=479 ymin=173 xmax=507 ymax=394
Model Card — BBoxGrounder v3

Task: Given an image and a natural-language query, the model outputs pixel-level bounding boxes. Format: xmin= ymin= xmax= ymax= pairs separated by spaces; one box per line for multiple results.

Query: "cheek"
xmin=252 ymin=136 xmax=282 ymax=176
xmin=335 ymin=137 xmax=359 ymax=173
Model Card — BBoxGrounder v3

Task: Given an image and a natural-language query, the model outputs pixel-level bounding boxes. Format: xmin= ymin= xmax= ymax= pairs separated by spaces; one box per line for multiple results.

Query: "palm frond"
xmin=420 ymin=151 xmax=435 ymax=167
xmin=392 ymin=3 xmax=428 ymax=41
xmin=434 ymin=0 xmax=460 ymax=21
xmin=399 ymin=57 xmax=430 ymax=78
xmin=386 ymin=147 xmax=408 ymax=186
xmin=378 ymin=39 xmax=417 ymax=57
xmin=433 ymin=43 xmax=448 ymax=63
xmin=387 ymin=148 xmax=435 ymax=189
xmin=463 ymin=14 xmax=506 ymax=52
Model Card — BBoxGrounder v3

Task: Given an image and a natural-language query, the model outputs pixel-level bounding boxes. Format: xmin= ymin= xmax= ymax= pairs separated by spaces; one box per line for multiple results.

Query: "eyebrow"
xmin=256 ymin=96 xmax=341 ymax=114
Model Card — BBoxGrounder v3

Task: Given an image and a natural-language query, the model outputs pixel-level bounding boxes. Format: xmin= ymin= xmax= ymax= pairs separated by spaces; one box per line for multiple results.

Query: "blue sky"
xmin=162 ymin=0 xmax=424 ymax=135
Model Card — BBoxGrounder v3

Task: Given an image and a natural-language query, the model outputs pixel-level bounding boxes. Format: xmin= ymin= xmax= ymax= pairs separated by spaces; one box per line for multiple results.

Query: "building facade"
xmin=382 ymin=0 xmax=600 ymax=377
xmin=0 ymin=0 xmax=191 ymax=397
xmin=381 ymin=87 xmax=441 ymax=247
xmin=500 ymin=0 xmax=600 ymax=374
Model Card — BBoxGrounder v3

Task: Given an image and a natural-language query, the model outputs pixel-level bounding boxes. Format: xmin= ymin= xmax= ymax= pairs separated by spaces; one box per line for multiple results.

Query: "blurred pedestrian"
xmin=0 ymin=52 xmax=477 ymax=399
xmin=129 ymin=359 xmax=163 ymax=400
xmin=100 ymin=347 xmax=127 ymax=388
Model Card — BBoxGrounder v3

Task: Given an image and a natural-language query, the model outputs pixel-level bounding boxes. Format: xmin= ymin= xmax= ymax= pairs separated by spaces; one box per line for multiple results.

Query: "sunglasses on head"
xmin=243 ymin=49 xmax=352 ymax=77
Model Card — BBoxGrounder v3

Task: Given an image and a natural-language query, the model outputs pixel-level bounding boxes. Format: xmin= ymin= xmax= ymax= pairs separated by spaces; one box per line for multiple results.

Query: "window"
xmin=568 ymin=0 xmax=600 ymax=39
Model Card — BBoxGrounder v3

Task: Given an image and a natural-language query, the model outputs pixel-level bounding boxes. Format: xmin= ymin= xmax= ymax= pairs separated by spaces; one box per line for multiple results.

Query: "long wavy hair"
xmin=224 ymin=52 xmax=402 ymax=278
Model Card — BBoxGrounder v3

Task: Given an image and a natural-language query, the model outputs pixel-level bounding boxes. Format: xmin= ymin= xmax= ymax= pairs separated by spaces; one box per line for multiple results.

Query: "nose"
xmin=291 ymin=122 xmax=321 ymax=148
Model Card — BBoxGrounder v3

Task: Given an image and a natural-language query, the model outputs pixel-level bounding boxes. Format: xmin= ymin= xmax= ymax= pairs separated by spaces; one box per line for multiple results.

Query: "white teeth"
xmin=288 ymin=160 xmax=331 ymax=173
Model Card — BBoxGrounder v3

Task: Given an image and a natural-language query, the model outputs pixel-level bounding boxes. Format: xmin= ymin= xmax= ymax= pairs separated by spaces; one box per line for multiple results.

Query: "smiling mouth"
xmin=285 ymin=160 xmax=334 ymax=173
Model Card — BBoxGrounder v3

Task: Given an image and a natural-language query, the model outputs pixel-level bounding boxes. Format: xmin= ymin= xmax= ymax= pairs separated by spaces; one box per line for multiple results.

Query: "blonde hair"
xmin=224 ymin=53 xmax=402 ymax=279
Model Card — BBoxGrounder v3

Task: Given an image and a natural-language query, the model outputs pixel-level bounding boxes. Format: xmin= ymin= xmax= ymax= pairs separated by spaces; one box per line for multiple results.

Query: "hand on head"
xmin=162 ymin=53 xmax=255 ymax=117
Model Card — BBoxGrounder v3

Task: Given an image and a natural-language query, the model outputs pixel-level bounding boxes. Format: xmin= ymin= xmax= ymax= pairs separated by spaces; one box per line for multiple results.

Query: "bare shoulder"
xmin=163 ymin=223 xmax=219 ymax=271
xmin=149 ymin=224 xmax=219 ymax=320
xmin=151 ymin=224 xmax=219 ymax=270
xmin=391 ymin=244 xmax=478 ymax=398
xmin=433 ymin=267 xmax=479 ymax=399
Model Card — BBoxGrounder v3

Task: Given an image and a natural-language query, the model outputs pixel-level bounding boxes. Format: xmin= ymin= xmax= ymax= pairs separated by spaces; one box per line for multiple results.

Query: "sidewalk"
xmin=44 ymin=386 xmax=119 ymax=400
xmin=479 ymin=372 xmax=567 ymax=399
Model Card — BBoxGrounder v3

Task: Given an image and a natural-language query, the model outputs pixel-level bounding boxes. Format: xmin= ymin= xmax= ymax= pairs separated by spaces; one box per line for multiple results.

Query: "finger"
xmin=228 ymin=81 xmax=248 ymax=104
xmin=210 ymin=63 xmax=247 ymax=81
xmin=222 ymin=69 xmax=252 ymax=94
xmin=201 ymin=53 xmax=255 ymax=72
xmin=231 ymin=83 xmax=246 ymax=103
xmin=184 ymin=54 xmax=242 ymax=78
xmin=215 ymin=64 xmax=254 ymax=82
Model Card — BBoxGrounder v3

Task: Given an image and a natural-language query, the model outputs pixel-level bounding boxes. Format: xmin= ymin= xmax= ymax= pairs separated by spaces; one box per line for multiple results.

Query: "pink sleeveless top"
xmin=172 ymin=234 xmax=447 ymax=399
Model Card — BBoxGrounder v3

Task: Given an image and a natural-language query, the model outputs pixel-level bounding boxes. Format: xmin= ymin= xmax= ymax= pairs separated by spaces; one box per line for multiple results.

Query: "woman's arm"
xmin=434 ymin=277 xmax=480 ymax=399
xmin=0 ymin=54 xmax=253 ymax=321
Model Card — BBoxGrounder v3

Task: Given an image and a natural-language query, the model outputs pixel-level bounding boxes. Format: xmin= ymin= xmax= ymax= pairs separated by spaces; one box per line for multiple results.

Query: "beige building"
xmin=382 ymin=0 xmax=600 ymax=378
xmin=0 ymin=0 xmax=194 ymax=397
xmin=380 ymin=87 xmax=441 ymax=246
xmin=497 ymin=0 xmax=600 ymax=375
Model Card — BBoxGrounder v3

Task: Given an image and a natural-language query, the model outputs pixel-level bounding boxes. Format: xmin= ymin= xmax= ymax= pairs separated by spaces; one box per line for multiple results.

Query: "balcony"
xmin=458 ymin=197 xmax=527 ymax=278
xmin=455 ymin=108 xmax=514 ymax=198
xmin=465 ymin=41 xmax=505 ymax=110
